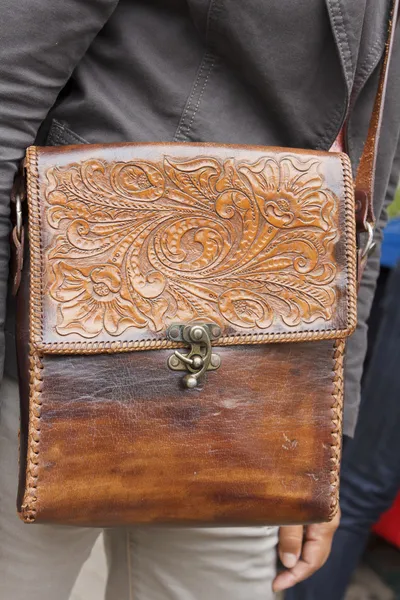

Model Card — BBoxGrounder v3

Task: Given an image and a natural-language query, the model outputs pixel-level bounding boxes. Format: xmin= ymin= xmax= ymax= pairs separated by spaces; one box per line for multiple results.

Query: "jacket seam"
xmin=173 ymin=52 xmax=216 ymax=142
xmin=173 ymin=0 xmax=220 ymax=141
xmin=185 ymin=56 xmax=215 ymax=139
xmin=355 ymin=40 xmax=384 ymax=85
xmin=327 ymin=0 xmax=354 ymax=90
xmin=335 ymin=0 xmax=354 ymax=77
xmin=352 ymin=0 xmax=391 ymax=100
xmin=315 ymin=99 xmax=347 ymax=151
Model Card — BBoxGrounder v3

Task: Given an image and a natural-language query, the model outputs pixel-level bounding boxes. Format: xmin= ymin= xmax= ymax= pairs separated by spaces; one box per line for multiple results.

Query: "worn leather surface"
xmin=27 ymin=142 xmax=357 ymax=351
xmin=20 ymin=341 xmax=341 ymax=526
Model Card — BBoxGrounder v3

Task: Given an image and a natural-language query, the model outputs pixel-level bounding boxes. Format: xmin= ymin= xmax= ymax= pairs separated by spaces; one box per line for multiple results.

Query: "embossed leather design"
xmin=17 ymin=142 xmax=354 ymax=525
xmin=26 ymin=143 xmax=357 ymax=352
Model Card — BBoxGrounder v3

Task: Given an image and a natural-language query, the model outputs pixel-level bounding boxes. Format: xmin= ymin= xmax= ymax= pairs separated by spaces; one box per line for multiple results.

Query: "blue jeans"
xmin=286 ymin=263 xmax=400 ymax=600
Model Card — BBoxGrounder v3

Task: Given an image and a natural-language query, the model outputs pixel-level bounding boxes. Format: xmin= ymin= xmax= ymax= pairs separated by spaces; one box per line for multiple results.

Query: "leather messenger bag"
xmin=11 ymin=3 xmax=398 ymax=526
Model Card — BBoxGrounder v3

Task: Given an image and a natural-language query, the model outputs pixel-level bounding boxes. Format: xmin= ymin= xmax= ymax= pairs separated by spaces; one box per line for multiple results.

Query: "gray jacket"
xmin=1 ymin=0 xmax=400 ymax=435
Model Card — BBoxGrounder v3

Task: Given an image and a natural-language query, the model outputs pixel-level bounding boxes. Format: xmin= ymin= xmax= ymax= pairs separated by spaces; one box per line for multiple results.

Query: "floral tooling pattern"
xmin=44 ymin=155 xmax=339 ymax=338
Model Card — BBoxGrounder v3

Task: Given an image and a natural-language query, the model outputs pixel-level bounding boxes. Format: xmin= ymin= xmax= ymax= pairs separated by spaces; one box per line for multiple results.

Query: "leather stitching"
xmin=26 ymin=147 xmax=44 ymax=346
xmin=20 ymin=351 xmax=43 ymax=523
xmin=329 ymin=338 xmax=345 ymax=519
xmin=340 ymin=152 xmax=357 ymax=331
xmin=20 ymin=145 xmax=43 ymax=523
xmin=34 ymin=329 xmax=353 ymax=354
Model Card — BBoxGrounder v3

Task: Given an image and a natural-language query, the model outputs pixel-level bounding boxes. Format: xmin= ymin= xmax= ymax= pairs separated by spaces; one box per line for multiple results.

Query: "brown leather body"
xmin=16 ymin=142 xmax=355 ymax=525
xmin=18 ymin=338 xmax=343 ymax=526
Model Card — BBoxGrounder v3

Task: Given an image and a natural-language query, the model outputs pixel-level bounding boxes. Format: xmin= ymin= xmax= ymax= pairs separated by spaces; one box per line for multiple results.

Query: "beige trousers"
xmin=0 ymin=376 xmax=278 ymax=600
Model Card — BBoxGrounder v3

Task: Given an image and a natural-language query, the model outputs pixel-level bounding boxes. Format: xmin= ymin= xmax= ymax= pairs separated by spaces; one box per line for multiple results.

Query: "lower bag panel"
xmin=19 ymin=340 xmax=343 ymax=526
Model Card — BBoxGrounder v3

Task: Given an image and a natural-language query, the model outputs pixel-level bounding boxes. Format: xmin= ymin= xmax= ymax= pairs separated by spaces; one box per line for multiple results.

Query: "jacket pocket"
xmin=46 ymin=119 xmax=89 ymax=146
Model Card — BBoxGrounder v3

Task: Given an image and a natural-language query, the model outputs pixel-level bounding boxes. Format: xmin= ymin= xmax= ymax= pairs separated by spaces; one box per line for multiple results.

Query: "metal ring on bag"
xmin=15 ymin=191 xmax=23 ymax=244
xmin=361 ymin=222 xmax=376 ymax=259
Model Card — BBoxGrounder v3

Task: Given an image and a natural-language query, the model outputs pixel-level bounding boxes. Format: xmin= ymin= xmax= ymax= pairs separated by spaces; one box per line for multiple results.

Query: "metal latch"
xmin=166 ymin=323 xmax=222 ymax=388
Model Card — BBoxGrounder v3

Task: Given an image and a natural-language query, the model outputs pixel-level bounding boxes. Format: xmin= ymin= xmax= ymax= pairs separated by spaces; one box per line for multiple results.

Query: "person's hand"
xmin=272 ymin=509 xmax=340 ymax=593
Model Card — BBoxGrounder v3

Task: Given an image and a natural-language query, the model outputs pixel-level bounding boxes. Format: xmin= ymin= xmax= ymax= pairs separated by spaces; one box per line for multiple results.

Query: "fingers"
xmin=278 ymin=525 xmax=303 ymax=569
xmin=273 ymin=510 xmax=340 ymax=593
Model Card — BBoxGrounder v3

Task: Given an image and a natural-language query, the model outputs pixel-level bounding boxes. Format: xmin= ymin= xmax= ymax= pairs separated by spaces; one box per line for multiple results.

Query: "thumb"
xmin=278 ymin=525 xmax=304 ymax=569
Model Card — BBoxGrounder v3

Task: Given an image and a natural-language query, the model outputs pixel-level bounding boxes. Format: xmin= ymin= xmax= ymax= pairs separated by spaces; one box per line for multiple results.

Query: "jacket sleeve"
xmin=343 ymin=135 xmax=400 ymax=436
xmin=0 ymin=0 xmax=119 ymax=384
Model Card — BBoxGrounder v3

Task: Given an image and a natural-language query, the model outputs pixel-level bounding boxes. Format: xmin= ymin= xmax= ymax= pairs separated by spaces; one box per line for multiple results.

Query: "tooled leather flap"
xmin=26 ymin=142 xmax=357 ymax=354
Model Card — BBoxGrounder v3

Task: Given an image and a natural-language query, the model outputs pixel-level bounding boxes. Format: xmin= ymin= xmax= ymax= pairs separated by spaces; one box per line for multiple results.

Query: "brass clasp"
xmin=166 ymin=323 xmax=222 ymax=388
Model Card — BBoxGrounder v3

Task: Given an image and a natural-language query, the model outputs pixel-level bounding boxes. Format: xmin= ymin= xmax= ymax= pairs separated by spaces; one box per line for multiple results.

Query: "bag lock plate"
xmin=166 ymin=323 xmax=222 ymax=388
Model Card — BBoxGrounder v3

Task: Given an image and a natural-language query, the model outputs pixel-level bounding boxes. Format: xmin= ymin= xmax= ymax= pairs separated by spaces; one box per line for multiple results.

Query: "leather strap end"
xmin=11 ymin=225 xmax=24 ymax=296
xmin=354 ymin=188 xmax=375 ymax=233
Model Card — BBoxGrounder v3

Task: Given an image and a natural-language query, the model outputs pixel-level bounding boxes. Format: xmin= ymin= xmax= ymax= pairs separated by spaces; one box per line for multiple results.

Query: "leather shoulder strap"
xmin=355 ymin=0 xmax=399 ymax=233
